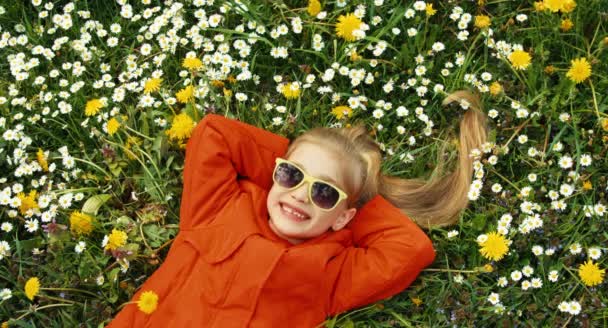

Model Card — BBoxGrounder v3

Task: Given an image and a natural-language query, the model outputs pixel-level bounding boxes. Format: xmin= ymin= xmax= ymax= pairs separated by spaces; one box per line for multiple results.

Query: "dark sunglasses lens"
xmin=275 ymin=163 xmax=303 ymax=188
xmin=311 ymin=182 xmax=340 ymax=209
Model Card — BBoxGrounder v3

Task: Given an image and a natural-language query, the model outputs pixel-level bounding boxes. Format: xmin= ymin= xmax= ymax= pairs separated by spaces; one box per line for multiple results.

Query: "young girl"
xmin=106 ymin=90 xmax=487 ymax=327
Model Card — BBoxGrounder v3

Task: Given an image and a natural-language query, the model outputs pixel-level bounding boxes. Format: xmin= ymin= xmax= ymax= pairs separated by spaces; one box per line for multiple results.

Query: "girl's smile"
xmin=266 ymin=142 xmax=358 ymax=245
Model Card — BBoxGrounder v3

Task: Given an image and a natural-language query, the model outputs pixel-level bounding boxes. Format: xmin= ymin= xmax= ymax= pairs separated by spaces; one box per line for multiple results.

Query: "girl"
xmin=106 ymin=90 xmax=487 ymax=327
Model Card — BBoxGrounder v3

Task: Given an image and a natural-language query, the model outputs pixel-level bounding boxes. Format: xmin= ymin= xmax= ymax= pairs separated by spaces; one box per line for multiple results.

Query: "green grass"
xmin=0 ymin=0 xmax=607 ymax=326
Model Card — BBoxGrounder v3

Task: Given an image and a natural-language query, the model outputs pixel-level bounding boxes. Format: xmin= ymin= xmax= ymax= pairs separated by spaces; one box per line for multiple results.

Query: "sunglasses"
xmin=272 ymin=158 xmax=348 ymax=211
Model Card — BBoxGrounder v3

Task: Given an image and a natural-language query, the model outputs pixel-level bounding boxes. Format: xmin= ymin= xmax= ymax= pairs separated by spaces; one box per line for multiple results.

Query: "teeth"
xmin=283 ymin=204 xmax=307 ymax=218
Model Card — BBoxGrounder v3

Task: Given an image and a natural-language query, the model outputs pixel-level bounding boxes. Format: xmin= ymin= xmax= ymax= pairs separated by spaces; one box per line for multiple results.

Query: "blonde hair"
xmin=284 ymin=90 xmax=488 ymax=229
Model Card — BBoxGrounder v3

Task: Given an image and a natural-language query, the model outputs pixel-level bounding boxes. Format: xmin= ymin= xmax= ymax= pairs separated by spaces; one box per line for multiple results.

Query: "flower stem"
xmin=40 ymin=287 xmax=99 ymax=298
xmin=13 ymin=303 xmax=74 ymax=321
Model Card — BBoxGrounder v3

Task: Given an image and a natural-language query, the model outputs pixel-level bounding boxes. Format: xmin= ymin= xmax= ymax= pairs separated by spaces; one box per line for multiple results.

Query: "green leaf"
xmin=82 ymin=194 xmax=112 ymax=216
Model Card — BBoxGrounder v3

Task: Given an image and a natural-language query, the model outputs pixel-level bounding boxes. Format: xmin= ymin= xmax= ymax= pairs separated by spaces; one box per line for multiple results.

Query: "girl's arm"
xmin=180 ymin=113 xmax=290 ymax=231
xmin=325 ymin=194 xmax=436 ymax=316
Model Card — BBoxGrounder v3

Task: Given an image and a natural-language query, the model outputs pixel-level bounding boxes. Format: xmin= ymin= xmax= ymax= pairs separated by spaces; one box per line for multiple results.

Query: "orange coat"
xmin=106 ymin=114 xmax=436 ymax=328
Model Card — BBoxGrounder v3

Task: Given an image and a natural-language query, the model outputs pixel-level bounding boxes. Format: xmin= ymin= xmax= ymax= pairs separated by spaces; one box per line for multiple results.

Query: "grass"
xmin=0 ymin=0 xmax=607 ymax=327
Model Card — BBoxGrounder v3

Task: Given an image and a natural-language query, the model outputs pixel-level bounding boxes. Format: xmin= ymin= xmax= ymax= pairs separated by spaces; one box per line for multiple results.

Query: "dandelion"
xmin=144 ymin=78 xmax=162 ymax=94
xmin=474 ymin=15 xmax=491 ymax=29
xmin=489 ymin=82 xmax=502 ymax=95
xmin=331 ymin=105 xmax=352 ymax=120
xmin=37 ymin=148 xmax=48 ymax=172
xmin=165 ymin=113 xmax=195 ymax=142
xmin=335 ymin=13 xmax=363 ymax=42
xmin=223 ymin=88 xmax=233 ymax=98
xmin=85 ymin=98 xmax=104 ymax=116
xmin=182 ymin=57 xmax=203 ymax=70
xmin=578 ymin=260 xmax=605 ymax=287
xmin=176 ymin=85 xmax=195 ymax=103
xmin=280 ymin=82 xmax=301 ymax=99
xmin=104 ymin=229 xmax=128 ymax=251
xmin=478 ymin=231 xmax=510 ymax=261
xmin=508 ymin=50 xmax=532 ymax=70
xmin=543 ymin=0 xmax=565 ymax=12
xmin=561 ymin=0 xmax=576 ymax=13
xmin=70 ymin=211 xmax=94 ymax=235
xmin=24 ymin=277 xmax=40 ymax=301
xmin=17 ymin=190 xmax=38 ymax=215
xmin=307 ymin=0 xmax=321 ymax=16
xmin=137 ymin=290 xmax=159 ymax=314
xmin=566 ymin=57 xmax=591 ymax=84
xmin=107 ymin=118 xmax=120 ymax=136
xmin=425 ymin=3 xmax=436 ymax=16
xmin=560 ymin=18 xmax=573 ymax=32
xmin=534 ymin=1 xmax=546 ymax=11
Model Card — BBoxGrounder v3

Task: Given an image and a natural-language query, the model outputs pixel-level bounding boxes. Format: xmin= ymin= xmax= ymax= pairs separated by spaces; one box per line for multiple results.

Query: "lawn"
xmin=0 ymin=0 xmax=607 ymax=327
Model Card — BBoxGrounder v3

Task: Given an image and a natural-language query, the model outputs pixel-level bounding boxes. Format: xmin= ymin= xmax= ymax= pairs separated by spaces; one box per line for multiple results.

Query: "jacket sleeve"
xmin=179 ymin=113 xmax=290 ymax=231
xmin=324 ymin=194 xmax=436 ymax=316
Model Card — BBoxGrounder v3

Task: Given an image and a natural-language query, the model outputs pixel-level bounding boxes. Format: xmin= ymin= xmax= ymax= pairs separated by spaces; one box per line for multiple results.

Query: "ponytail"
xmin=285 ymin=90 xmax=488 ymax=229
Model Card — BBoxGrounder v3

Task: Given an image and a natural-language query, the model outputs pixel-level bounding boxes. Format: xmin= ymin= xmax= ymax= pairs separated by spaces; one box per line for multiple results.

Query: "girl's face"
xmin=266 ymin=142 xmax=358 ymax=244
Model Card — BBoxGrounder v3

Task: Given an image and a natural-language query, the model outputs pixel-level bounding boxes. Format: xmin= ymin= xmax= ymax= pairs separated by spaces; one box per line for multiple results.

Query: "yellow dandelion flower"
xmin=561 ymin=0 xmax=576 ymax=13
xmin=411 ymin=297 xmax=423 ymax=307
xmin=107 ymin=118 xmax=121 ymax=136
xmin=425 ymin=3 xmax=437 ymax=16
xmin=582 ymin=180 xmax=592 ymax=191
xmin=489 ymin=82 xmax=503 ymax=96
xmin=483 ymin=263 xmax=494 ymax=273
xmin=17 ymin=190 xmax=38 ymax=215
xmin=307 ymin=0 xmax=321 ymax=16
xmin=478 ymin=231 xmax=510 ymax=261
xmin=144 ymin=78 xmax=162 ymax=94
xmin=601 ymin=118 xmax=608 ymax=132
xmin=350 ymin=51 xmax=362 ymax=61
xmin=566 ymin=57 xmax=591 ymax=84
xmin=280 ymin=83 xmax=301 ymax=100
xmin=70 ymin=211 xmax=94 ymax=235
xmin=543 ymin=0 xmax=565 ymax=12
xmin=24 ymin=277 xmax=40 ymax=301
xmin=331 ymin=105 xmax=353 ymax=120
xmin=578 ymin=260 xmax=605 ymax=287
xmin=36 ymin=148 xmax=48 ymax=172
xmin=335 ymin=13 xmax=362 ymax=42
xmin=137 ymin=290 xmax=159 ymax=314
xmin=176 ymin=85 xmax=195 ymax=104
xmin=474 ymin=15 xmax=491 ymax=29
xmin=182 ymin=57 xmax=203 ymax=70
xmin=223 ymin=88 xmax=233 ymax=98
xmin=165 ymin=113 xmax=195 ymax=142
xmin=124 ymin=136 xmax=141 ymax=160
xmin=226 ymin=75 xmax=237 ymax=84
xmin=560 ymin=18 xmax=573 ymax=32
xmin=85 ymin=98 xmax=104 ymax=116
xmin=544 ymin=65 xmax=555 ymax=74
xmin=508 ymin=50 xmax=532 ymax=70
xmin=533 ymin=1 xmax=545 ymax=11
xmin=210 ymin=80 xmax=225 ymax=88
xmin=105 ymin=229 xmax=128 ymax=251
xmin=2 ymin=321 xmax=8 ymax=328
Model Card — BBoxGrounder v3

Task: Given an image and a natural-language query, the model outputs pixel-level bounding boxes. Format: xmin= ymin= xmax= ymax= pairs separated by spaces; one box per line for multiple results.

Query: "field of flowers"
xmin=0 ymin=0 xmax=607 ymax=326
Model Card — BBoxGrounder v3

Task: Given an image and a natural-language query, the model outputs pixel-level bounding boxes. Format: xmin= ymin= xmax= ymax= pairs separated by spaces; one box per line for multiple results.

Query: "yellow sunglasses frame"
xmin=273 ymin=158 xmax=348 ymax=212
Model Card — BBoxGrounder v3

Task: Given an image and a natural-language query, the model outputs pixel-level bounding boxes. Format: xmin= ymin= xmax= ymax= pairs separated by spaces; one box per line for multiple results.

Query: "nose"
xmin=290 ymin=182 xmax=310 ymax=203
